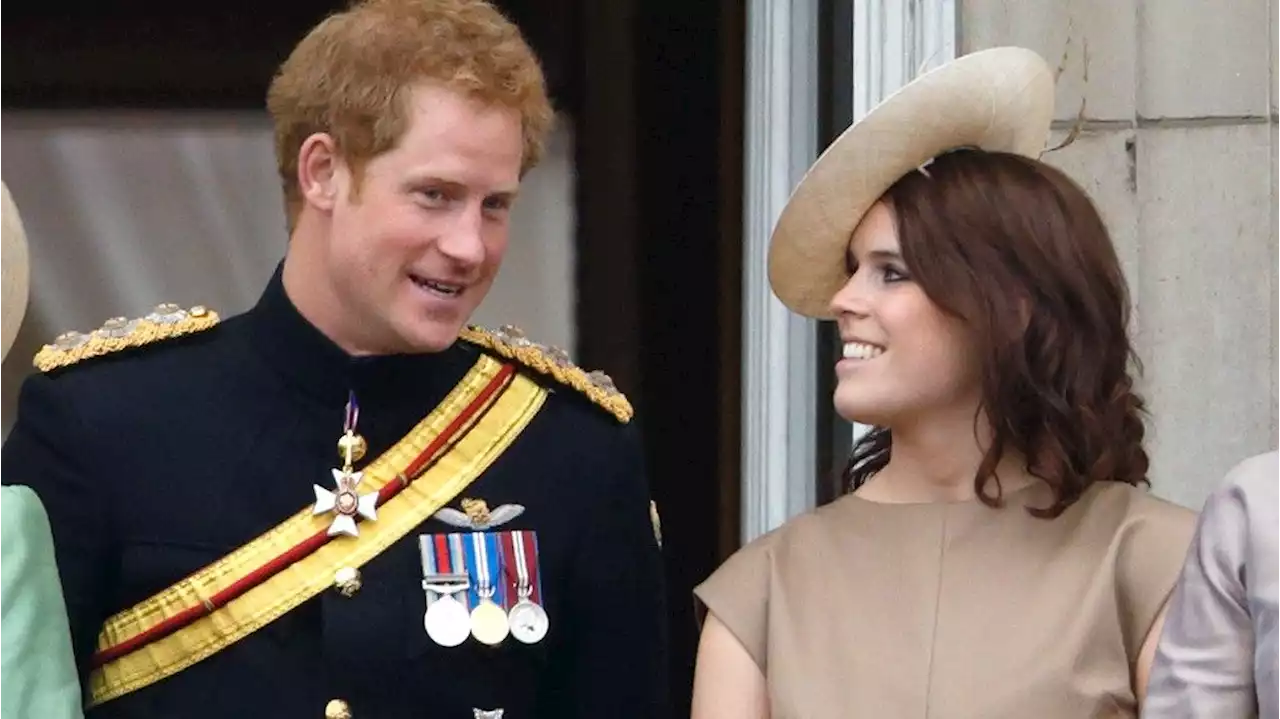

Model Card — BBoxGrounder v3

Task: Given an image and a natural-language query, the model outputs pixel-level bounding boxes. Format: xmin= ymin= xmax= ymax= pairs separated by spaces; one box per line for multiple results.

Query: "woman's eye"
xmin=881 ymin=265 xmax=909 ymax=282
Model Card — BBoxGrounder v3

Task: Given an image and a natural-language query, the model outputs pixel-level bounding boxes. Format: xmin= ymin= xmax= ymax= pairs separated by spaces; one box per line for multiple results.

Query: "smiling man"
xmin=0 ymin=2 xmax=669 ymax=717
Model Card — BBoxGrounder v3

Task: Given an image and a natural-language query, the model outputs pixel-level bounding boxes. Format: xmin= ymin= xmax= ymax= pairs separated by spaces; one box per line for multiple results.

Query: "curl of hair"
xmin=266 ymin=0 xmax=554 ymax=229
xmin=843 ymin=149 xmax=1150 ymax=518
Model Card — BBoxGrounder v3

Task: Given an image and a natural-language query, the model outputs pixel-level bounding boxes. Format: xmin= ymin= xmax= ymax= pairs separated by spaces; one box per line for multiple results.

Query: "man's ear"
xmin=298 ymin=133 xmax=342 ymax=212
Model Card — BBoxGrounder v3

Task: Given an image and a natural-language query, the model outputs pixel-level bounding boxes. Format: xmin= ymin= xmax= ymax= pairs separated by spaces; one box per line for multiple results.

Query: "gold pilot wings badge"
xmin=433 ymin=498 xmax=525 ymax=531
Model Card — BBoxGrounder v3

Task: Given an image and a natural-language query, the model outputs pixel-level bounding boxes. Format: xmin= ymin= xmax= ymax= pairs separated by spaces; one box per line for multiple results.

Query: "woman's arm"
xmin=690 ymin=613 xmax=769 ymax=719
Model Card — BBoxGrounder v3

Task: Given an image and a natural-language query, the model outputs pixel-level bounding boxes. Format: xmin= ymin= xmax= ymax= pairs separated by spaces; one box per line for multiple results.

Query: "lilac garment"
xmin=1143 ymin=451 xmax=1279 ymax=719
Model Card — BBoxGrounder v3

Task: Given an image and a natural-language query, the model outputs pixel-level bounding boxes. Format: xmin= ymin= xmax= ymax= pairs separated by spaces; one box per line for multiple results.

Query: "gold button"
xmin=334 ymin=567 xmax=362 ymax=597
xmin=324 ymin=698 xmax=352 ymax=719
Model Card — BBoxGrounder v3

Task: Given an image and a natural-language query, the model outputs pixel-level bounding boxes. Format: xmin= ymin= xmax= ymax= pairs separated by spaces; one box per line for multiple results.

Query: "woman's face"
xmin=828 ymin=202 xmax=982 ymax=428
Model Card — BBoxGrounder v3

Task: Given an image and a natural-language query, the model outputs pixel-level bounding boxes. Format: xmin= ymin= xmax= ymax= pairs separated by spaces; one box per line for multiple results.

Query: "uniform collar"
xmin=245 ymin=264 xmax=470 ymax=410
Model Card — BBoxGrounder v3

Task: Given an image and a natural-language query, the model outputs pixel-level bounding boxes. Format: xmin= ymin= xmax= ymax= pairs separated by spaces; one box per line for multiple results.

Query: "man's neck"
xmin=279 ymin=237 xmax=376 ymax=358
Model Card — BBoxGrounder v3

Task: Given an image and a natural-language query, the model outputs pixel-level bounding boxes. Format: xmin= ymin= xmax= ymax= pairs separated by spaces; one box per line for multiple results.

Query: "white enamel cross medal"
xmin=313 ymin=467 xmax=377 ymax=537
xmin=313 ymin=392 xmax=378 ymax=538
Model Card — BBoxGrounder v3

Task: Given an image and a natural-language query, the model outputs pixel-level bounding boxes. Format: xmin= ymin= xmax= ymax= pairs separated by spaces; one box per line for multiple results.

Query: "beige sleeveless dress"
xmin=694 ymin=481 xmax=1196 ymax=718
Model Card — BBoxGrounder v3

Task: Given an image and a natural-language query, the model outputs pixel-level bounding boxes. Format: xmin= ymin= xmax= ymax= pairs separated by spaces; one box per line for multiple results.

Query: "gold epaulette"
xmin=33 ymin=303 xmax=220 ymax=373
xmin=459 ymin=324 xmax=633 ymax=423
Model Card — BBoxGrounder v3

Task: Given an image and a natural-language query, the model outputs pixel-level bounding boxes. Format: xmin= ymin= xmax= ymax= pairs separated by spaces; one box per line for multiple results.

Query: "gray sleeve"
xmin=1142 ymin=467 xmax=1259 ymax=718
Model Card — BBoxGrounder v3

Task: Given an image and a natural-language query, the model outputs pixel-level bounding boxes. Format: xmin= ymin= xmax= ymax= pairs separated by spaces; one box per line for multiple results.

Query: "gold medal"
xmin=312 ymin=395 xmax=376 ymax=537
xmin=470 ymin=597 xmax=510 ymax=646
xmin=464 ymin=531 xmax=509 ymax=646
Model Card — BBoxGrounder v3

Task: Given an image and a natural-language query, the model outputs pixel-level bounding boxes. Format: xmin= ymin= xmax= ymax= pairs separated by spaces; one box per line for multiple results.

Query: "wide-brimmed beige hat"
xmin=768 ymin=46 xmax=1056 ymax=319
xmin=2 ymin=181 xmax=31 ymax=360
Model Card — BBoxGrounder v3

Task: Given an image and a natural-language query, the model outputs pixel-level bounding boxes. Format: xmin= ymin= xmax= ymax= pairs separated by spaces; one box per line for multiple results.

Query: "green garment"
xmin=2 ymin=485 xmax=83 ymax=719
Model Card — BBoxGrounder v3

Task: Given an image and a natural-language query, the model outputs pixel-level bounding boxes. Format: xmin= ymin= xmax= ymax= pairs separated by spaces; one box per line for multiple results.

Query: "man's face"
xmin=321 ymin=83 xmax=524 ymax=355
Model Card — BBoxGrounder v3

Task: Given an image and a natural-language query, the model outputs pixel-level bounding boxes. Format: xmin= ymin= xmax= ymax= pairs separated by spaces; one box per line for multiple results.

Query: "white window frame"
xmin=741 ymin=0 xmax=958 ymax=542
xmin=853 ymin=0 xmax=958 ymax=123
xmin=741 ymin=0 xmax=820 ymax=543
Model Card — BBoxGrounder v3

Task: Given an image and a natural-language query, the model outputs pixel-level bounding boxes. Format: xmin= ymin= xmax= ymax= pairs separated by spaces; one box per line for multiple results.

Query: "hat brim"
xmin=2 ymin=182 xmax=31 ymax=360
xmin=767 ymin=46 xmax=1056 ymax=319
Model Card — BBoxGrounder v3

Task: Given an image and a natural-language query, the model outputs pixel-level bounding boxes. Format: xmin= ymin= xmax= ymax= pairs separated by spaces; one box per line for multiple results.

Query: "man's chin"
xmin=400 ymin=320 xmax=466 ymax=355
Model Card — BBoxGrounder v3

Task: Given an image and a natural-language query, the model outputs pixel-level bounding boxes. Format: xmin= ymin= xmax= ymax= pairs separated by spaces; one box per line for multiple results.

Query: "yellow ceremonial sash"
xmin=88 ymin=355 xmax=548 ymax=706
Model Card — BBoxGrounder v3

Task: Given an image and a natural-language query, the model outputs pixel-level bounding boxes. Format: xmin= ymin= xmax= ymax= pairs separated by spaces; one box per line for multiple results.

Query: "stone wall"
xmin=963 ymin=0 xmax=1278 ymax=508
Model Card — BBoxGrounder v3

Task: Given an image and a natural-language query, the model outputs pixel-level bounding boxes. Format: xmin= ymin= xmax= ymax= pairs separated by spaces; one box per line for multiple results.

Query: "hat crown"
xmin=766 ymin=46 xmax=1056 ymax=319
xmin=2 ymin=181 xmax=31 ymax=361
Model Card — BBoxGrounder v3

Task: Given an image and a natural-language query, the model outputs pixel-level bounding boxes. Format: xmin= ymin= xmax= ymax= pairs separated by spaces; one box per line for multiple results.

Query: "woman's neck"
xmin=857 ymin=407 xmax=1034 ymax=504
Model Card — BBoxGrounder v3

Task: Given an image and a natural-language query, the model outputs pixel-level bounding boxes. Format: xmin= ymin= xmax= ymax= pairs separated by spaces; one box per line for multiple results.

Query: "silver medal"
xmin=424 ymin=593 xmax=471 ymax=647
xmin=508 ymin=598 xmax=550 ymax=644
xmin=419 ymin=534 xmax=473 ymax=647
xmin=507 ymin=529 xmax=550 ymax=644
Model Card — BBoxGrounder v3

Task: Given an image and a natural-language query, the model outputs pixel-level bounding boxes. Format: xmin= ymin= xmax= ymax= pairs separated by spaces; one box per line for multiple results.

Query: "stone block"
xmin=962 ymin=0 xmax=1137 ymax=121
xmin=1040 ymin=128 xmax=1141 ymax=324
xmin=1138 ymin=0 xmax=1273 ymax=118
xmin=1135 ymin=123 xmax=1277 ymax=508
xmin=1272 ymin=0 xmax=1279 ymax=115
xmin=1271 ymin=123 xmax=1278 ymax=444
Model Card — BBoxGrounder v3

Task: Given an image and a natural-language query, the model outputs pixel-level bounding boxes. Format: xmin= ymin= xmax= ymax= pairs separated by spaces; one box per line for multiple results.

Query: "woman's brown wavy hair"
xmin=843 ymin=148 xmax=1150 ymax=518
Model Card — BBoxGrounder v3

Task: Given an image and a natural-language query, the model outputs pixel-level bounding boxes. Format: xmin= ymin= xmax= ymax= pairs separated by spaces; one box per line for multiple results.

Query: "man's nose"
xmin=436 ymin=206 xmax=486 ymax=266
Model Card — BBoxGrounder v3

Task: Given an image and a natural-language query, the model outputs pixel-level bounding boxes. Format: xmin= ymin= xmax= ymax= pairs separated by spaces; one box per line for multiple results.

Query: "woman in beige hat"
xmin=1 ymin=181 xmax=84 ymax=719
xmin=691 ymin=47 xmax=1197 ymax=718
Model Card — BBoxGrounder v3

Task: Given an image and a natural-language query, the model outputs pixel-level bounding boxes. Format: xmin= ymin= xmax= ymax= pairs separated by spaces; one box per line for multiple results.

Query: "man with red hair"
xmin=1 ymin=2 xmax=669 ymax=717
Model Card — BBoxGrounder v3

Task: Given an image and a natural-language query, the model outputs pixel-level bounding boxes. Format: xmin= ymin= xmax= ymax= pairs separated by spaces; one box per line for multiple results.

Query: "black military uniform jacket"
xmin=1 ymin=266 xmax=669 ymax=718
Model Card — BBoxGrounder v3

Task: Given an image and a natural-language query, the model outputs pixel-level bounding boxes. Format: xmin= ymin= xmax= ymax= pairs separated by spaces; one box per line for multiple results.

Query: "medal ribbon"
xmin=343 ymin=391 xmax=360 ymax=435
xmin=501 ymin=530 xmax=543 ymax=605
xmin=447 ymin=533 xmax=470 ymax=610
xmin=419 ymin=534 xmax=470 ymax=604
xmin=419 ymin=535 xmax=441 ymax=602
xmin=466 ymin=532 xmax=505 ymax=607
